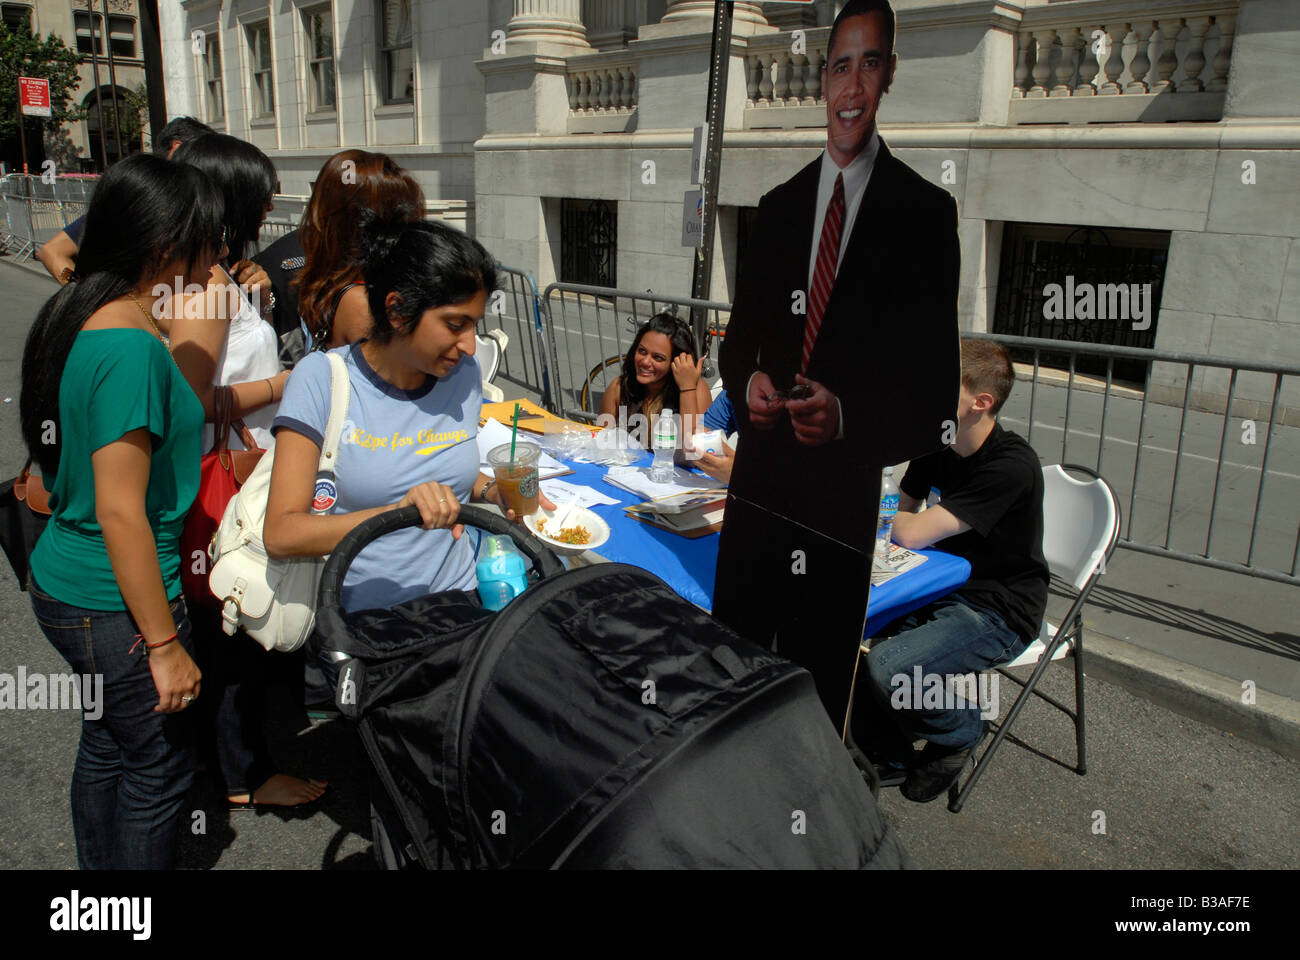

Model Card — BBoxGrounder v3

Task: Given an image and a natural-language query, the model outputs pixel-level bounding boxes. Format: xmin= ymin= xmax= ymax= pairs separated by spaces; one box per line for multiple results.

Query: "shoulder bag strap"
xmin=13 ymin=458 xmax=33 ymax=501
xmin=213 ymin=384 xmax=235 ymax=463
xmin=232 ymin=418 xmax=260 ymax=452
xmin=319 ymin=351 xmax=351 ymax=477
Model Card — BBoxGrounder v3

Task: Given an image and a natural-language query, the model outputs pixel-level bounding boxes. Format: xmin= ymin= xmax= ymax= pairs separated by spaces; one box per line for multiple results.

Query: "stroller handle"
xmin=317 ymin=504 xmax=565 ymax=611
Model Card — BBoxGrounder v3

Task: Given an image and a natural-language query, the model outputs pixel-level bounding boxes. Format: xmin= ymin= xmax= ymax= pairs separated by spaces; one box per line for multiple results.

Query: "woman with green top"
xmin=19 ymin=154 xmax=225 ymax=869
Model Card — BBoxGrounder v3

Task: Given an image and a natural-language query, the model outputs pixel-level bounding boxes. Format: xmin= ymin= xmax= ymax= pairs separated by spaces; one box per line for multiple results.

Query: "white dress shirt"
xmin=807 ymin=131 xmax=880 ymax=292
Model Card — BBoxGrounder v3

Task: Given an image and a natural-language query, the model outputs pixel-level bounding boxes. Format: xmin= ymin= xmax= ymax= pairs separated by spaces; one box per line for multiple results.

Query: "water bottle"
xmin=650 ymin=407 xmax=676 ymax=483
xmin=876 ymin=466 xmax=900 ymax=560
xmin=476 ymin=536 xmax=529 ymax=611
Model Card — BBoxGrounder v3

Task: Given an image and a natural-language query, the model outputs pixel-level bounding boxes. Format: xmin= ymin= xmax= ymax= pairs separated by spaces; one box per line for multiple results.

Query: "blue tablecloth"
xmin=553 ymin=451 xmax=971 ymax=637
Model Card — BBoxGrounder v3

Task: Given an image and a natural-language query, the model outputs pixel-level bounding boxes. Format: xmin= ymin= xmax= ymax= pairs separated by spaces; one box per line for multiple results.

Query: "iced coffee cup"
xmin=487 ymin=442 xmax=541 ymax=517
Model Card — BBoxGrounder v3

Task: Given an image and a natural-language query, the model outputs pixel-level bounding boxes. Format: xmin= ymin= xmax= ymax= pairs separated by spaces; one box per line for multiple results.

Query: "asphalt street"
xmin=1 ymin=258 xmax=1296 ymax=869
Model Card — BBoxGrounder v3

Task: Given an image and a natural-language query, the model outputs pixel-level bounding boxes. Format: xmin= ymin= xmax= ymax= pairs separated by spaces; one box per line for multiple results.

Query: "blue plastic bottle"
xmin=476 ymin=536 xmax=529 ymax=611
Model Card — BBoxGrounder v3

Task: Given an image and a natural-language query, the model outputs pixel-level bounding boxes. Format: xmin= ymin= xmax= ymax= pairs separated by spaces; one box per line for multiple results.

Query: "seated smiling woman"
xmin=599 ymin=313 xmax=711 ymax=448
xmin=263 ymin=215 xmax=551 ymax=620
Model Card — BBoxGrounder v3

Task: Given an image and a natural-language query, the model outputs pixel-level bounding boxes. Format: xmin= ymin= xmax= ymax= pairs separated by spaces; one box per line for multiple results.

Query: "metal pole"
xmin=689 ymin=0 xmax=734 ymax=377
xmin=138 ymin=0 xmax=168 ymax=142
xmin=17 ymin=93 xmax=29 ymax=176
xmin=86 ymin=10 xmax=109 ymax=170
xmin=101 ymin=0 xmax=125 ymax=161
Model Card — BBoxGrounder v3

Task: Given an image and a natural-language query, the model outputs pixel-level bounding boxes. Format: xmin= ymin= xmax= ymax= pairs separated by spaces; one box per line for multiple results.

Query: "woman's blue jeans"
xmin=30 ymin=577 xmax=197 ymax=870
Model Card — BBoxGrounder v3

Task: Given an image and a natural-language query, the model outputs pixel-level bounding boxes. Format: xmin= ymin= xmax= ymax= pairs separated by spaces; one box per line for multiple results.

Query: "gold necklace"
xmin=128 ymin=293 xmax=169 ymax=347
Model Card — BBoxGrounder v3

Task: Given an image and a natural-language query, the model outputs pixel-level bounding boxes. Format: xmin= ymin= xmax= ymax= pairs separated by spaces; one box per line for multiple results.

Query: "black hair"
xmin=153 ymin=116 xmax=216 ymax=157
xmin=20 ymin=154 xmax=224 ymax=476
xmin=357 ymin=213 xmax=499 ymax=345
xmin=827 ymin=0 xmax=896 ymax=64
xmin=171 ymin=133 xmax=278 ymax=264
xmin=619 ymin=313 xmax=699 ymax=415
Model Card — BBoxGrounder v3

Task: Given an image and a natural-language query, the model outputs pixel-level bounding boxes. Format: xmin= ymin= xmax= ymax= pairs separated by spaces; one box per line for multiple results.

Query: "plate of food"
xmin=523 ymin=504 xmax=611 ymax=556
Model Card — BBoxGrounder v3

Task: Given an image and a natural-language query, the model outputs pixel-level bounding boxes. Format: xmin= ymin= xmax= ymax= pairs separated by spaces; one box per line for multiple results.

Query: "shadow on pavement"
xmin=1049 ymin=579 xmax=1299 ymax=662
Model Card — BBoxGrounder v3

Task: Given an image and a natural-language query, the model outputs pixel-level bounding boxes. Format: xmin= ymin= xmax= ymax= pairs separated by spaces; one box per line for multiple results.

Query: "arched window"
xmin=83 ymin=86 xmax=142 ymax=170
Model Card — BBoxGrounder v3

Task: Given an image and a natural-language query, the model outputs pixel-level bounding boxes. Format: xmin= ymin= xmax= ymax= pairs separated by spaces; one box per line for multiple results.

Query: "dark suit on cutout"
xmin=714 ymin=139 xmax=962 ymax=729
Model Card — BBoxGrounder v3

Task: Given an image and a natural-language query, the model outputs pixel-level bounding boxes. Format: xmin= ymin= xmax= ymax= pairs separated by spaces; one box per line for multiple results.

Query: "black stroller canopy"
xmin=315 ymin=505 xmax=909 ymax=869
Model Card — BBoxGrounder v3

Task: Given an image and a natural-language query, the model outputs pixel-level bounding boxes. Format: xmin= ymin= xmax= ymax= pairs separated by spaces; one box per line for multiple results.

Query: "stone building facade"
xmin=159 ymin=0 xmax=1299 ymax=411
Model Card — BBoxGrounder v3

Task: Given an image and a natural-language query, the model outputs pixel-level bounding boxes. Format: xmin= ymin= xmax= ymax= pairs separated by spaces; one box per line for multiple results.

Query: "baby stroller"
xmin=312 ymin=504 xmax=910 ymax=869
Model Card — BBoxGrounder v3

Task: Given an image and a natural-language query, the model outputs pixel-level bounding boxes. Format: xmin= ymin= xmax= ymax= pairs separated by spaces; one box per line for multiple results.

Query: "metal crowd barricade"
xmin=520 ymin=277 xmax=1296 ymax=586
xmin=485 ymin=265 xmax=554 ymax=410
xmin=1 ymin=193 xmax=36 ymax=260
xmin=968 ymin=332 xmax=1300 ymax=587
xmin=254 ymin=218 xmax=298 ymax=253
xmin=1 ymin=174 xmax=97 ymax=261
xmin=538 ymin=282 xmax=731 ymax=422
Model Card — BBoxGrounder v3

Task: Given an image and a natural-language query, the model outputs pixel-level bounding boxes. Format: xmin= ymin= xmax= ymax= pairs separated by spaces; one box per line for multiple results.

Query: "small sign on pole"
xmin=690 ymin=123 xmax=708 ymax=186
xmin=681 ymin=190 xmax=703 ymax=248
xmin=19 ymin=77 xmax=52 ymax=117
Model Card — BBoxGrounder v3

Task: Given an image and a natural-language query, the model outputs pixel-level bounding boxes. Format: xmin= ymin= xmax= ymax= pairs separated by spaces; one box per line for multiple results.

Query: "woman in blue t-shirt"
xmin=20 ymin=154 xmax=224 ymax=869
xmin=265 ymin=216 xmax=551 ymax=612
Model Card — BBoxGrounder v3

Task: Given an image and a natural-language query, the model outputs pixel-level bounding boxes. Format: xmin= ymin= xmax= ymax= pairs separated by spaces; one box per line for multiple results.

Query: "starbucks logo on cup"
xmin=519 ymin=473 xmax=538 ymax=499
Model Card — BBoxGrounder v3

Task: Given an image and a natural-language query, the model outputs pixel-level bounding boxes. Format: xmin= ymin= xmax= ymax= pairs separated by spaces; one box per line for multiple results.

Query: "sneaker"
xmin=871 ymin=760 xmax=910 ymax=789
xmin=900 ymin=734 xmax=983 ymax=803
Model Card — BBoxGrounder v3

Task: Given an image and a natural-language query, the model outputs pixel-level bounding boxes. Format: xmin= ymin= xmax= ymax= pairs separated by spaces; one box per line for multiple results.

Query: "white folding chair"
xmin=476 ymin=328 xmax=509 ymax=402
xmin=946 ymin=462 xmax=1121 ymax=812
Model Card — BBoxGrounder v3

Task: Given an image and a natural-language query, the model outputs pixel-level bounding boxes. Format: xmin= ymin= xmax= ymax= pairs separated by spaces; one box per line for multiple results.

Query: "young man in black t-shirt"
xmin=855 ymin=338 xmax=1049 ymax=802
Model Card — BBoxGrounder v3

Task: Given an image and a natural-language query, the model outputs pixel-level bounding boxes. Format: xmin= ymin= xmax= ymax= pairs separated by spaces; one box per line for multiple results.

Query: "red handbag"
xmin=180 ymin=385 xmax=264 ymax=605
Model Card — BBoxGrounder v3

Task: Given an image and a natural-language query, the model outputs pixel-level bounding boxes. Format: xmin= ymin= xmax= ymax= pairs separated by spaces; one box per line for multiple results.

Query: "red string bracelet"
xmin=130 ymin=632 xmax=179 ymax=655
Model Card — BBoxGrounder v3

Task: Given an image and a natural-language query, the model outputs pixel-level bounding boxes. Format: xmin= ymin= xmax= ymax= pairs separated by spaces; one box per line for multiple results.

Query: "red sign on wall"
xmin=19 ymin=77 xmax=51 ymax=117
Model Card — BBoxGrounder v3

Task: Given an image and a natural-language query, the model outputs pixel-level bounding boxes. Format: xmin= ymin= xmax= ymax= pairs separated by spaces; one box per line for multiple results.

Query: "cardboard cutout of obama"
xmin=713 ymin=0 xmax=962 ymax=733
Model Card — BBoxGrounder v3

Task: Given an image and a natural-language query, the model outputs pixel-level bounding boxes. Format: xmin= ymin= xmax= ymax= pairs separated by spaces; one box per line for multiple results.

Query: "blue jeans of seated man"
xmin=859 ymin=594 xmax=1028 ymax=759
xmin=29 ymin=576 xmax=197 ymax=870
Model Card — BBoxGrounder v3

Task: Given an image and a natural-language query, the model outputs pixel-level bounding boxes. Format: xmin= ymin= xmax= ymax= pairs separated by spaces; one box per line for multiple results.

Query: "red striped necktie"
xmin=802 ymin=172 xmax=845 ymax=373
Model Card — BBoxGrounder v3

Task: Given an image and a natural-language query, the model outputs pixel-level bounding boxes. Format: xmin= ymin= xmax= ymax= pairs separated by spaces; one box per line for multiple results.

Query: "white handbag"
xmin=208 ymin=352 xmax=351 ymax=652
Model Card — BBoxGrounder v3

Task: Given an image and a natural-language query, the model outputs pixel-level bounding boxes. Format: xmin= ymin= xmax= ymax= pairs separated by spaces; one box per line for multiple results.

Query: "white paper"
xmin=478 ymin=418 xmax=569 ymax=479
xmin=539 ymin=478 xmax=620 ymax=508
xmin=603 ymin=464 xmax=725 ymax=502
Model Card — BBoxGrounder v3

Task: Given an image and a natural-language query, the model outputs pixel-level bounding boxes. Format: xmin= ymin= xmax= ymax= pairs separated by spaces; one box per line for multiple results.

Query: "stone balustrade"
xmin=566 ymin=52 xmax=639 ymax=133
xmin=503 ymin=1 xmax=1250 ymax=137
xmin=1011 ymin=1 xmax=1239 ymax=123
xmin=744 ymin=27 xmax=830 ymax=129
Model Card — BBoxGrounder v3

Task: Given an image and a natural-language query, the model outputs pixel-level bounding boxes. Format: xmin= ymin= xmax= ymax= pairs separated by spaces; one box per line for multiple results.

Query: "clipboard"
xmin=479 ymin=398 xmax=602 ymax=435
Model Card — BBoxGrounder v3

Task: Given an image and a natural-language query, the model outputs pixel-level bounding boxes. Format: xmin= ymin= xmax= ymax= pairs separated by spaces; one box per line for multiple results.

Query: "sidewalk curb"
xmin=0 ymin=257 xmax=56 ymax=283
xmin=1081 ymin=630 xmax=1300 ymax=762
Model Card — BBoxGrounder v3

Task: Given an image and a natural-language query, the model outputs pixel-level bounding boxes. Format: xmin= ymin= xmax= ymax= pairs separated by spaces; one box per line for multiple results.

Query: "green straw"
xmin=510 ymin=402 xmax=520 ymax=462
